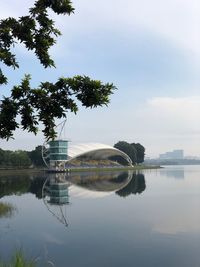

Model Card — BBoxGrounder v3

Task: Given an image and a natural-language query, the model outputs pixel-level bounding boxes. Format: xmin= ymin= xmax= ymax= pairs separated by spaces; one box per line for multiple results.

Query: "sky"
xmin=0 ymin=0 xmax=200 ymax=158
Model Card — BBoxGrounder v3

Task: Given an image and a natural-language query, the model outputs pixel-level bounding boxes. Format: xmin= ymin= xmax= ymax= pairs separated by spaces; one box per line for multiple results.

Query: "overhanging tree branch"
xmin=0 ymin=75 xmax=116 ymax=140
xmin=0 ymin=0 xmax=117 ymax=140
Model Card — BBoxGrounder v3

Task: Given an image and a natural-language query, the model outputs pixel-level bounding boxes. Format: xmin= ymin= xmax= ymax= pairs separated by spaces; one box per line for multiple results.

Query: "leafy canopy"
xmin=131 ymin=143 xmax=145 ymax=163
xmin=0 ymin=0 xmax=116 ymax=140
xmin=114 ymin=141 xmax=137 ymax=164
xmin=114 ymin=141 xmax=145 ymax=164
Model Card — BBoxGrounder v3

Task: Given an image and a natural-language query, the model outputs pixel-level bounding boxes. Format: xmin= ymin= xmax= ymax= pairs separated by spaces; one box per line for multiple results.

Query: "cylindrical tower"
xmin=49 ymin=139 xmax=69 ymax=171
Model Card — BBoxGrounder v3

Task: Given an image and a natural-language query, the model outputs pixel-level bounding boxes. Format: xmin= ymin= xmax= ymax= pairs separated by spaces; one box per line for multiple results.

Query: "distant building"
xmin=159 ymin=149 xmax=184 ymax=160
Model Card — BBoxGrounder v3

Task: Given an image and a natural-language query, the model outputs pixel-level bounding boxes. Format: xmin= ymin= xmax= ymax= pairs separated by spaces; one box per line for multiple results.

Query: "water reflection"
xmin=1 ymin=167 xmax=199 ymax=267
xmin=0 ymin=174 xmax=46 ymax=199
xmin=0 ymin=171 xmax=147 ymax=201
xmin=41 ymin=171 xmax=133 ymax=201
xmin=42 ymin=175 xmax=70 ymax=227
xmin=0 ymin=202 xmax=16 ymax=218
xmin=160 ymin=167 xmax=185 ymax=179
xmin=43 ymin=175 xmax=69 ymax=205
xmin=116 ymin=173 xmax=146 ymax=197
xmin=39 ymin=171 xmax=146 ymax=227
xmin=68 ymin=171 xmax=133 ymax=196
xmin=0 ymin=171 xmax=146 ymax=226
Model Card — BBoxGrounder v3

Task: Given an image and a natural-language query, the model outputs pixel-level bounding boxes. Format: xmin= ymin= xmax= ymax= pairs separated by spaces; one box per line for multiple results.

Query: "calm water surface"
xmin=0 ymin=166 xmax=200 ymax=267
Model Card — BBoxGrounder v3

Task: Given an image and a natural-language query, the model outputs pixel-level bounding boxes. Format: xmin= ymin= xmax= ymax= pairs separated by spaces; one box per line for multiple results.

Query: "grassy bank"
xmin=0 ymin=251 xmax=36 ymax=267
xmin=0 ymin=169 xmax=44 ymax=176
xmin=0 ymin=202 xmax=15 ymax=218
xmin=0 ymin=165 xmax=161 ymax=175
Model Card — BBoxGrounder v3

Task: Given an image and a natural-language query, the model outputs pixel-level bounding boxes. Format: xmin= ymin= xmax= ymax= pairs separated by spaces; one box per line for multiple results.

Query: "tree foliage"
xmin=0 ymin=148 xmax=31 ymax=167
xmin=28 ymin=145 xmax=44 ymax=166
xmin=114 ymin=141 xmax=137 ymax=164
xmin=131 ymin=143 xmax=145 ymax=163
xmin=114 ymin=141 xmax=145 ymax=164
xmin=0 ymin=146 xmax=47 ymax=167
xmin=0 ymin=0 xmax=74 ymax=84
xmin=0 ymin=0 xmax=116 ymax=140
xmin=0 ymin=75 xmax=115 ymax=140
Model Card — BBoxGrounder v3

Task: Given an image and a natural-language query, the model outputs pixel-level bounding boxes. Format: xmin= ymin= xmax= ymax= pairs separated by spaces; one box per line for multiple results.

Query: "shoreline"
xmin=47 ymin=165 xmax=162 ymax=173
xmin=0 ymin=165 xmax=161 ymax=175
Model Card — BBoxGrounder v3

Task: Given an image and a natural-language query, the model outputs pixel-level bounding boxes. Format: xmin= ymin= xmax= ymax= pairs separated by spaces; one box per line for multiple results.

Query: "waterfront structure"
xmin=48 ymin=140 xmax=69 ymax=170
xmin=159 ymin=149 xmax=184 ymax=160
xmin=45 ymin=141 xmax=133 ymax=172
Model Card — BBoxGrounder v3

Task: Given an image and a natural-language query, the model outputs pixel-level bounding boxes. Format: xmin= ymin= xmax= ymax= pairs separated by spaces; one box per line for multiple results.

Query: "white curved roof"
xmin=68 ymin=143 xmax=115 ymax=157
xmin=67 ymin=142 xmax=132 ymax=165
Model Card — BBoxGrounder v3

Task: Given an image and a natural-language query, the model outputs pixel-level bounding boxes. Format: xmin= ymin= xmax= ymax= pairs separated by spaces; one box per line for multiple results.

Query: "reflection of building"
xmin=48 ymin=180 xmax=69 ymax=205
xmin=44 ymin=174 xmax=69 ymax=205
xmin=160 ymin=168 xmax=185 ymax=179
xmin=42 ymin=171 xmax=133 ymax=227
xmin=48 ymin=142 xmax=132 ymax=172
xmin=69 ymin=171 xmax=133 ymax=198
xmin=42 ymin=174 xmax=70 ymax=227
xmin=159 ymin=150 xmax=184 ymax=160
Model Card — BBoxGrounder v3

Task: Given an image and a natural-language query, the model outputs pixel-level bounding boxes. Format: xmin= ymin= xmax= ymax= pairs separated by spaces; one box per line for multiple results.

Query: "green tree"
xmin=114 ymin=141 xmax=137 ymax=164
xmin=0 ymin=149 xmax=5 ymax=165
xmin=0 ymin=0 xmax=116 ymax=140
xmin=12 ymin=150 xmax=32 ymax=167
xmin=0 ymin=149 xmax=31 ymax=167
xmin=131 ymin=143 xmax=145 ymax=164
xmin=28 ymin=145 xmax=45 ymax=167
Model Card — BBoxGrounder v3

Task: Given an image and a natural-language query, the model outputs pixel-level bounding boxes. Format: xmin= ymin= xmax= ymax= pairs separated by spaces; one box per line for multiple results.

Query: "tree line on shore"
xmin=0 ymin=146 xmax=44 ymax=168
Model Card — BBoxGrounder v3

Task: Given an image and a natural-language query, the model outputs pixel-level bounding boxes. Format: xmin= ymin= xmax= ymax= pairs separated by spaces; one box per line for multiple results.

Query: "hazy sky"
xmin=0 ymin=0 xmax=200 ymax=157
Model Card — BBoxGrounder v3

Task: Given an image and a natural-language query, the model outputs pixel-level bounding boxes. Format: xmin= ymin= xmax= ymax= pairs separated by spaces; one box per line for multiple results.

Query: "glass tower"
xmin=48 ymin=140 xmax=69 ymax=171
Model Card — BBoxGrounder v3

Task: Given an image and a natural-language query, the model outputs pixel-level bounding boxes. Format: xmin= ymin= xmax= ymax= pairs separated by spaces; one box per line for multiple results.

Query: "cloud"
xmin=60 ymin=0 xmax=200 ymax=57
xmin=147 ymin=96 xmax=200 ymax=128
xmin=0 ymin=0 xmax=33 ymax=18
xmin=131 ymin=96 xmax=200 ymax=156
xmin=149 ymin=96 xmax=200 ymax=108
xmin=1 ymin=0 xmax=200 ymax=57
xmin=134 ymin=96 xmax=200 ymax=136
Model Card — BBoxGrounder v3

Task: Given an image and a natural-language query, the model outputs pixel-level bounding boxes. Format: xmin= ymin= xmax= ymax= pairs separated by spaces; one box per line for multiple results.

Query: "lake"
xmin=0 ymin=165 xmax=200 ymax=267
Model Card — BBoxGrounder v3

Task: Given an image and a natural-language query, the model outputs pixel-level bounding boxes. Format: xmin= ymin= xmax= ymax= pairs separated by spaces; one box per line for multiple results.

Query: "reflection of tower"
xmin=48 ymin=174 xmax=69 ymax=204
xmin=42 ymin=174 xmax=70 ymax=227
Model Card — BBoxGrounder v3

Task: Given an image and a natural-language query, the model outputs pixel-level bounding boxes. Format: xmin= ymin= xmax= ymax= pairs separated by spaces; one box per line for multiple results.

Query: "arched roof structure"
xmin=67 ymin=143 xmax=132 ymax=166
